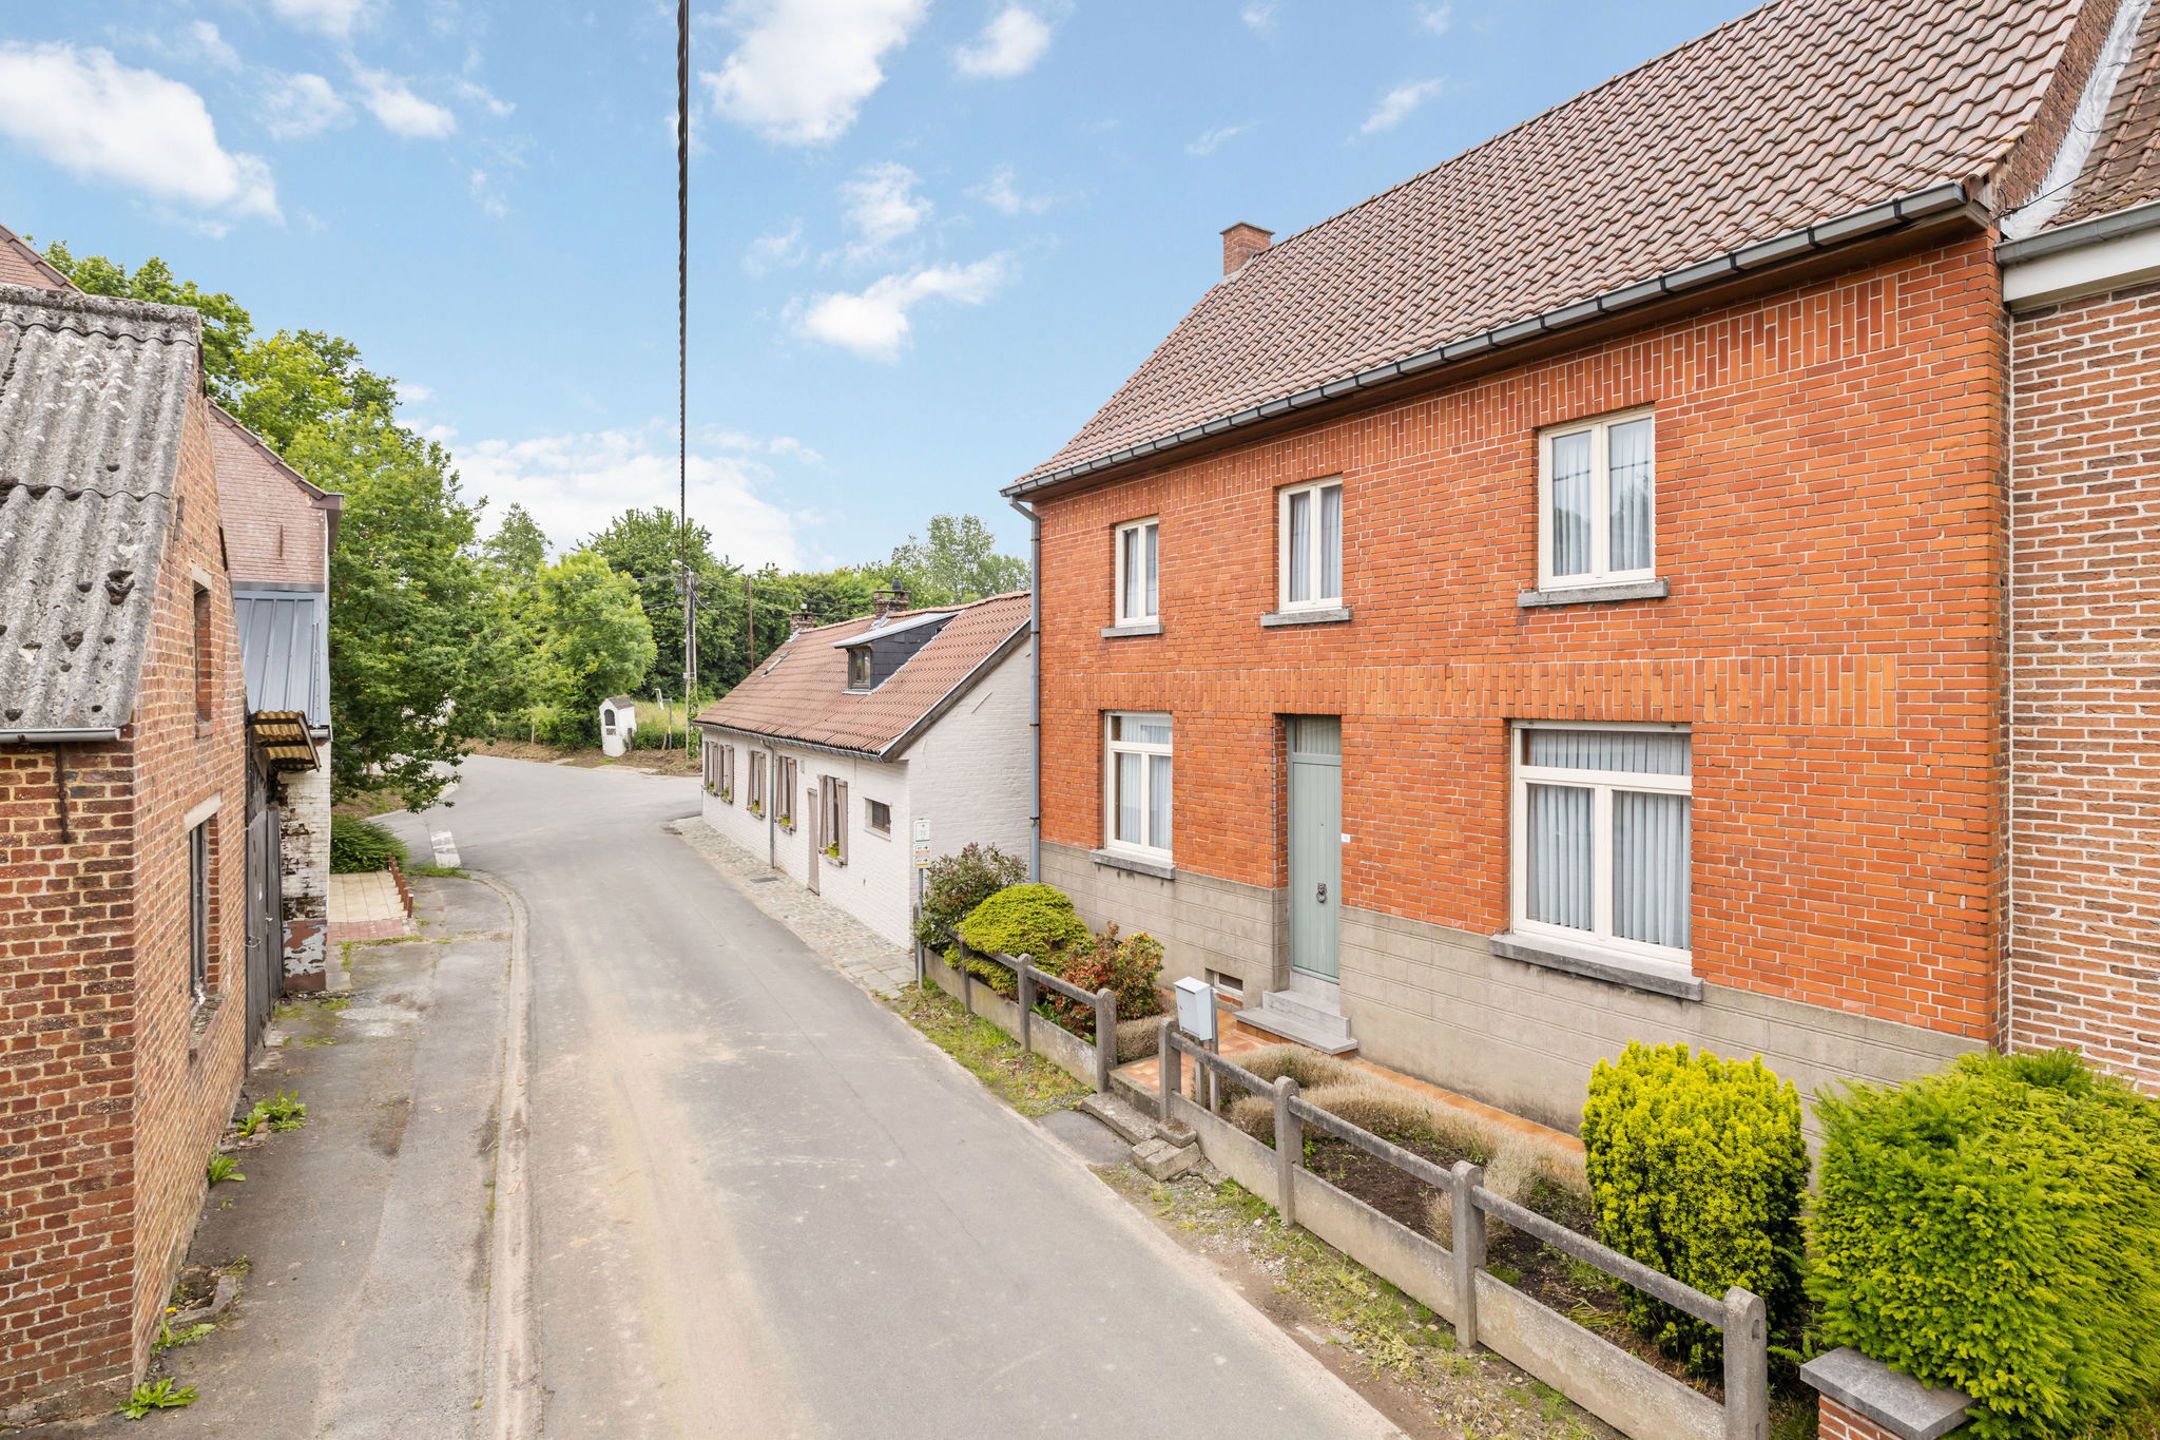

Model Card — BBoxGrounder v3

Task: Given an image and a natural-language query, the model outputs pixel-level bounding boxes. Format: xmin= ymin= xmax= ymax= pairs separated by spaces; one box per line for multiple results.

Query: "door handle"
xmin=1316 ymin=882 xmax=1328 ymax=904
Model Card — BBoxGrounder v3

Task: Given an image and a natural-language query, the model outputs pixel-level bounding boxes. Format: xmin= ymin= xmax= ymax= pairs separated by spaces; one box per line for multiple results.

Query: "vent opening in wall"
xmin=1207 ymin=969 xmax=1244 ymax=1001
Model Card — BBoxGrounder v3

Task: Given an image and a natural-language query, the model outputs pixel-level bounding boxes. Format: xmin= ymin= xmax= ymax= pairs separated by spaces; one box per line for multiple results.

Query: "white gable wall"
xmin=908 ymin=642 xmax=1034 ymax=870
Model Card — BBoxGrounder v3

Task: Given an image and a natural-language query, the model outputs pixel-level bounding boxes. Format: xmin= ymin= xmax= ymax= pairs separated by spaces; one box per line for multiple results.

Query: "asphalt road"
xmin=391 ymin=756 xmax=1400 ymax=1440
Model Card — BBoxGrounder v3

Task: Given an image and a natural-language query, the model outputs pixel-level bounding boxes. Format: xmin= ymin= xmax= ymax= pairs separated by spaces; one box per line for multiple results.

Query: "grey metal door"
xmin=1288 ymin=717 xmax=1342 ymax=981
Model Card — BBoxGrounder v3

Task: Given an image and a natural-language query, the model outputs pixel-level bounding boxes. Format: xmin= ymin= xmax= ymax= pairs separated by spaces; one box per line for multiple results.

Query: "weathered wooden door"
xmin=1288 ymin=717 xmax=1342 ymax=982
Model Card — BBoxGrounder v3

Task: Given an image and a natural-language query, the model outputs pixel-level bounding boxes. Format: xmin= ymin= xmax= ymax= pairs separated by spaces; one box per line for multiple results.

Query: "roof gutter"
xmin=1003 ymin=182 xmax=1972 ymax=499
xmin=1997 ymin=195 xmax=2160 ymax=265
xmin=692 ymin=720 xmax=881 ymax=763
xmin=1 ymin=728 xmax=123 ymax=745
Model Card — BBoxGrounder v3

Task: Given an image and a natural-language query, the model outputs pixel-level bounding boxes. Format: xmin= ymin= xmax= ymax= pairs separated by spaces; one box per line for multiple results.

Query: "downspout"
xmin=1007 ymin=497 xmax=1042 ymax=881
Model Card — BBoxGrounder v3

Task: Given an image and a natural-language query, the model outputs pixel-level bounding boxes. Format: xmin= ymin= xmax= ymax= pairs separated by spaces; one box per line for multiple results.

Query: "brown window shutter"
xmin=837 ymin=782 xmax=849 ymax=864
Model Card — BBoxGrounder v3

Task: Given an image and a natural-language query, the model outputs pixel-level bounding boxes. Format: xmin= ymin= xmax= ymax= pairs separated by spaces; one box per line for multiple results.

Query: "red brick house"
xmin=1005 ymin=0 xmax=2160 ymax=1128
xmin=0 ymin=284 xmax=250 ymax=1420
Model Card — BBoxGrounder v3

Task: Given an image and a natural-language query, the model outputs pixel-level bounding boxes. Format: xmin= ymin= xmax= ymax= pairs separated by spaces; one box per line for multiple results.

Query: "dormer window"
xmin=848 ymin=646 xmax=872 ymax=691
xmin=833 ymin=609 xmax=955 ymax=692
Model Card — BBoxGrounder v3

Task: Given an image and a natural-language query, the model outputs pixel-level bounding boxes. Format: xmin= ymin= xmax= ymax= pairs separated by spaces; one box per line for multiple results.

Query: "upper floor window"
xmin=1511 ymin=722 xmax=1691 ymax=968
xmin=1539 ymin=410 xmax=1654 ymax=589
xmin=847 ymin=646 xmax=872 ymax=690
xmin=1105 ymin=712 xmax=1172 ymax=861
xmin=1115 ymin=518 xmax=1159 ymax=625
xmin=1279 ymin=480 xmax=1343 ymax=611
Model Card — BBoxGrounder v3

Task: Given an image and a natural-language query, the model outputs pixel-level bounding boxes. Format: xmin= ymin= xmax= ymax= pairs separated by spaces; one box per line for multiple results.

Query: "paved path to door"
xmin=385 ymin=756 xmax=1400 ymax=1440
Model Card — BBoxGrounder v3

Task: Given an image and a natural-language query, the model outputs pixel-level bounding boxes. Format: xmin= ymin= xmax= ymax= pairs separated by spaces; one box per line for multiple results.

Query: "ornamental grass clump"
xmin=1579 ymin=1041 xmax=1806 ymax=1376
xmin=950 ymin=882 xmax=1091 ymax=996
xmin=1810 ymin=1050 xmax=2160 ymax=1440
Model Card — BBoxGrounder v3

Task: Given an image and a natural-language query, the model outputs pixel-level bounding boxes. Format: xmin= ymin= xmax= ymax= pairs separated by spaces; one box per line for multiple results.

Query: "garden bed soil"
xmin=469 ymin=737 xmax=701 ymax=774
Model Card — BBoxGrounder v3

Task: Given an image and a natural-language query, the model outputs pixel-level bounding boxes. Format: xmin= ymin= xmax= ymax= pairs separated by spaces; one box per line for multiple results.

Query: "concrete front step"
xmin=1080 ymin=1092 xmax=1157 ymax=1147
xmin=1234 ymin=995 xmax=1358 ymax=1055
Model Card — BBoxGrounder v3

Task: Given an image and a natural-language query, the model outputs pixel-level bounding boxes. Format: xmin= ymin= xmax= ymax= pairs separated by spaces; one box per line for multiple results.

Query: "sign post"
xmin=911 ymin=819 xmax=933 ymax=985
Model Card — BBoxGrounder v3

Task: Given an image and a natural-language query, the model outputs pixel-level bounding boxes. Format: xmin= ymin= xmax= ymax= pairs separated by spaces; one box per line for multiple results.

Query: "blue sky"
xmin=0 ymin=0 xmax=1742 ymax=570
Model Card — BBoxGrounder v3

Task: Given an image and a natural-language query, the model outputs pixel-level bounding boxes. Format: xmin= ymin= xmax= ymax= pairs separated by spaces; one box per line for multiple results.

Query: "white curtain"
xmin=1526 ymin=728 xmax=1689 ymax=775
xmin=1614 ymin=791 xmax=1690 ymax=949
xmin=1122 ymin=528 xmax=1142 ymax=618
xmin=1550 ymin=431 xmax=1592 ymax=576
xmin=1608 ymin=417 xmax=1653 ymax=572
xmin=1149 ymin=754 xmax=1172 ymax=849
xmin=1526 ymin=783 xmax=1592 ymax=931
xmin=1143 ymin=524 xmax=1158 ymax=616
xmin=1320 ymin=485 xmax=1342 ymax=600
xmin=1287 ymin=490 xmax=1311 ymax=601
xmin=1116 ymin=751 xmax=1142 ymax=843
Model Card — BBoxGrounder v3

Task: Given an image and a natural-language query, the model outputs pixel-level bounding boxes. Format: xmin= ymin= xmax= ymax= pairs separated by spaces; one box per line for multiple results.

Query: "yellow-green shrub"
xmin=1579 ymin=1041 xmax=1806 ymax=1375
xmin=1810 ymin=1050 xmax=2160 ymax=1439
xmin=951 ymin=883 xmax=1090 ymax=995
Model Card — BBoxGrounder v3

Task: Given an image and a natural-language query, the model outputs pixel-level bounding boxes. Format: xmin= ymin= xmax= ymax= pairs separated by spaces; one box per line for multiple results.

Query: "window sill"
xmin=1261 ymin=605 xmax=1352 ymax=628
xmin=1517 ymin=577 xmax=1669 ymax=609
xmin=187 ymin=992 xmax=223 ymax=1064
xmin=1100 ymin=620 xmax=1162 ymax=639
xmin=1091 ymin=848 xmax=1176 ymax=881
xmin=1489 ymin=931 xmax=1702 ymax=1001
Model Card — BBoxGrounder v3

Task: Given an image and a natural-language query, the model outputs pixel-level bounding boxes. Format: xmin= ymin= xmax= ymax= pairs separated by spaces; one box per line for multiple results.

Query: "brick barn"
xmin=0 ymin=284 xmax=251 ymax=1420
xmin=1004 ymin=0 xmax=2160 ymax=1128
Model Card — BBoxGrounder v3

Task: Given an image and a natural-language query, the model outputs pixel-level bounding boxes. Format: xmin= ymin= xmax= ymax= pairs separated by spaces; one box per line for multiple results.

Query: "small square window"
xmin=1278 ymin=481 xmax=1343 ymax=610
xmin=866 ymin=798 xmax=891 ymax=834
xmin=1114 ymin=518 xmax=1159 ymax=625
xmin=1538 ymin=410 xmax=1655 ymax=588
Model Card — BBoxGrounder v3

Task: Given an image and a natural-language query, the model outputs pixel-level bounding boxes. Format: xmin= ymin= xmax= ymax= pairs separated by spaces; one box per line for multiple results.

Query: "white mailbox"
xmin=1173 ymin=976 xmax=1217 ymax=1044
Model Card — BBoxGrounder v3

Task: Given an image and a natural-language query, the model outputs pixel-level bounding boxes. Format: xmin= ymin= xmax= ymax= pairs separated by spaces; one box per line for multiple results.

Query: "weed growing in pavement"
xmin=205 ymin=1155 xmax=243 ymax=1185
xmin=408 ymin=863 xmax=467 ymax=878
xmin=238 ymin=1091 xmax=309 ymax=1138
xmin=117 ymin=1379 xmax=197 ymax=1419
xmin=153 ymin=1319 xmax=215 ymax=1353
xmin=888 ymin=982 xmax=1089 ymax=1118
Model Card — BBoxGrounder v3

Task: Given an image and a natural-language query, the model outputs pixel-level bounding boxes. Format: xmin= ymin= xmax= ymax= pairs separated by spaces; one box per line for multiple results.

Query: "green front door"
xmin=1288 ymin=717 xmax=1342 ymax=982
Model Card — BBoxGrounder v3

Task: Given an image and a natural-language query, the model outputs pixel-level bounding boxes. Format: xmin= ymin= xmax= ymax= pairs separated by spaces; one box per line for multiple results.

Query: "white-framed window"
xmin=1511 ymin=722 xmax=1692 ymax=968
xmin=1114 ymin=518 xmax=1159 ymax=625
xmin=1538 ymin=409 xmax=1655 ymax=589
xmin=866 ymin=798 xmax=892 ymax=835
xmin=847 ymin=646 xmax=872 ymax=690
xmin=1278 ymin=480 xmax=1343 ymax=611
xmin=1104 ymin=712 xmax=1172 ymax=860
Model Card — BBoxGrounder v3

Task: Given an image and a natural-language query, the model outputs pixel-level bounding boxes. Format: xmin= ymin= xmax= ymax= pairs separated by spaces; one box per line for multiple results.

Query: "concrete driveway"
xmin=388 ymin=755 xmax=1398 ymax=1439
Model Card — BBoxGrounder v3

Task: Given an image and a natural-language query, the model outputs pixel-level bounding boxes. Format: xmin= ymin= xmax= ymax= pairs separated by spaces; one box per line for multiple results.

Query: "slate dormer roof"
xmin=695 ymin=591 xmax=1030 ymax=758
xmin=0 ymin=284 xmax=204 ymax=739
xmin=1008 ymin=0 xmax=2113 ymax=497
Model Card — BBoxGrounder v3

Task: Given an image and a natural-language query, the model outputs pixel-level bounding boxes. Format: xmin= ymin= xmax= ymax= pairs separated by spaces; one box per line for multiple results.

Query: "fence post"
xmin=1450 ymin=1161 xmax=1485 ymax=1350
xmin=959 ymin=944 xmax=973 ymax=1012
xmin=1092 ymin=986 xmax=1116 ymax=1093
xmin=1272 ymin=1077 xmax=1301 ymax=1226
xmin=1156 ymin=1018 xmax=1180 ymax=1121
xmin=1721 ymin=1287 xmax=1769 ymax=1440
xmin=1016 ymin=956 xmax=1035 ymax=1055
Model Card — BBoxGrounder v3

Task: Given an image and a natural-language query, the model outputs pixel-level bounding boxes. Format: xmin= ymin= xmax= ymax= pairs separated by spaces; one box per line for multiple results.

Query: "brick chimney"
xmin=871 ymin=586 xmax=908 ymax=621
xmin=1221 ymin=221 xmax=1273 ymax=276
xmin=789 ymin=607 xmax=817 ymax=635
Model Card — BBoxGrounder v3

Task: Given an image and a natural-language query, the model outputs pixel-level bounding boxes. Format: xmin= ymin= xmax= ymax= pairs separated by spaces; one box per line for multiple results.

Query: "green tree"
xmin=484 ymin=503 xmax=550 ymax=578
xmin=871 ymin=513 xmax=1028 ymax=607
xmin=540 ymin=551 xmax=657 ymax=740
xmin=225 ymin=329 xmax=399 ymax=452
xmin=287 ymin=413 xmax=493 ymax=810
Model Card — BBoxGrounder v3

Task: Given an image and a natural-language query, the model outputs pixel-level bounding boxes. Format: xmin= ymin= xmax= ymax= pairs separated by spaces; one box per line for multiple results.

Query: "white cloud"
xmin=0 ymin=43 xmax=278 ymax=221
xmin=451 ymin=77 xmax=515 ymax=117
xmin=704 ymin=0 xmax=929 ymax=146
xmin=191 ymin=21 xmax=241 ymax=69
xmin=1240 ymin=3 xmax=1279 ymax=33
xmin=1186 ymin=122 xmax=1248 ymax=157
xmin=401 ymin=382 xmax=435 ymax=403
xmin=797 ymin=256 xmax=1011 ymax=362
xmin=953 ymin=5 xmax=1052 ymax=79
xmin=354 ymin=69 xmax=457 ymax=139
xmin=469 ymin=167 xmax=508 ymax=218
xmin=270 ymin=0 xmax=375 ymax=40
xmin=261 ymin=72 xmax=351 ymax=141
xmin=460 ymin=427 xmax=804 ymax=569
xmin=974 ymin=164 xmax=1051 ymax=216
xmin=839 ymin=161 xmax=930 ymax=251
xmin=1417 ymin=3 xmax=1453 ymax=34
xmin=1359 ymin=77 xmax=1445 ymax=135
xmin=743 ymin=220 xmax=807 ymax=276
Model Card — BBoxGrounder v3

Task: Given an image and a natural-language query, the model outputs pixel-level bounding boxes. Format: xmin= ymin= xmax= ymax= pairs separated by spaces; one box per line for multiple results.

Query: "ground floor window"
xmin=749 ymin=751 xmax=767 ymax=814
xmin=777 ymin=756 xmax=797 ymax=829
xmin=1511 ymin=723 xmax=1691 ymax=963
xmin=1105 ymin=712 xmax=1172 ymax=860
xmin=189 ymin=819 xmax=211 ymax=1002
xmin=866 ymin=798 xmax=891 ymax=835
xmin=819 ymin=776 xmax=849 ymax=863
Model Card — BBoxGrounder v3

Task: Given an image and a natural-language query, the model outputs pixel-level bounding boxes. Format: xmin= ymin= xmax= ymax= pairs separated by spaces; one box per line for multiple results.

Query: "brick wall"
xmin=2008 ymin=274 xmax=2160 ymax=1095
xmin=279 ymin=756 xmax=332 ymax=985
xmin=0 ymin=384 xmax=248 ymax=1419
xmin=1818 ymin=1397 xmax=1910 ymax=1440
xmin=1031 ymin=234 xmax=2007 ymax=1043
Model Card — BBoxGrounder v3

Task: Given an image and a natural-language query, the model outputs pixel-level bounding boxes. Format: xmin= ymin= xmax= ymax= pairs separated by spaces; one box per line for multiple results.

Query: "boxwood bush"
xmin=950 ymin=882 xmax=1090 ymax=995
xmin=329 ymin=814 xmax=408 ymax=874
xmin=1579 ymin=1041 xmax=1807 ymax=1375
xmin=1810 ymin=1050 xmax=2160 ymax=1439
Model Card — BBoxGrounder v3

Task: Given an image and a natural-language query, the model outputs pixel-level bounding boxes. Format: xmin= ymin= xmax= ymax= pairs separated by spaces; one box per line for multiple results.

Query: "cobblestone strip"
xmin=669 ymin=818 xmax=917 ymax=998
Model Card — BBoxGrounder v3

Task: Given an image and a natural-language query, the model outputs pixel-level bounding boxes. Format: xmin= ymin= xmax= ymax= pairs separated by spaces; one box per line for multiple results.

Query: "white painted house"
xmin=693 ymin=590 xmax=1033 ymax=948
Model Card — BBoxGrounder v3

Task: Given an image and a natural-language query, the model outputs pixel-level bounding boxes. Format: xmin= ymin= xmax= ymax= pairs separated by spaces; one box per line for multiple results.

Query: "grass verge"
xmin=889 ymin=982 xmax=1089 ymax=1118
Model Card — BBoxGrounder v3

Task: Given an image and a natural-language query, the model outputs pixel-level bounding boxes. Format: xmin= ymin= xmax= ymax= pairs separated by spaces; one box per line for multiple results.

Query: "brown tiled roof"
xmin=0 ymin=223 xmax=70 ymax=291
xmin=694 ymin=591 xmax=1030 ymax=757
xmin=2053 ymin=0 xmax=2160 ymax=225
xmin=1012 ymin=0 xmax=2092 ymax=492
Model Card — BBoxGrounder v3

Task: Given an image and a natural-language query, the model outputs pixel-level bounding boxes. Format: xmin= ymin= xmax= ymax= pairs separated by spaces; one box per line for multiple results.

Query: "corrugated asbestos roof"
xmin=0 ymin=284 xmax=202 ymax=736
xmin=234 ymin=589 xmax=329 ymax=730
xmin=1011 ymin=0 xmax=2092 ymax=492
xmin=695 ymin=591 xmax=1030 ymax=757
